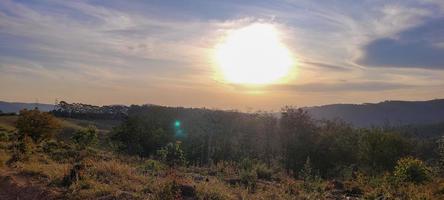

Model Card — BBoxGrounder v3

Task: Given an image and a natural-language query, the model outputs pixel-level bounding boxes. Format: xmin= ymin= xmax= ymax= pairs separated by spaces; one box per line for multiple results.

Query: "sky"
xmin=0 ymin=0 xmax=443 ymax=110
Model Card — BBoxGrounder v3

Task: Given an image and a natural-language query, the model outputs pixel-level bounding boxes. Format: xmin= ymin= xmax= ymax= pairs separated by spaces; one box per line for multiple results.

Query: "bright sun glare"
xmin=214 ymin=23 xmax=294 ymax=85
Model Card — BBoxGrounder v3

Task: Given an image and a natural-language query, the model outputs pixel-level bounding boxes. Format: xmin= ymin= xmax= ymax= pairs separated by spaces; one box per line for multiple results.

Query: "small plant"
xmin=240 ymin=158 xmax=254 ymax=171
xmin=0 ymin=129 xmax=9 ymax=142
xmin=157 ymin=141 xmax=187 ymax=167
xmin=141 ymin=159 xmax=166 ymax=175
xmin=255 ymin=163 xmax=273 ymax=180
xmin=240 ymin=169 xmax=258 ymax=190
xmin=299 ymin=156 xmax=314 ymax=182
xmin=42 ymin=140 xmax=77 ymax=162
xmin=71 ymin=126 xmax=98 ymax=150
xmin=394 ymin=157 xmax=431 ymax=184
xmin=7 ymin=135 xmax=34 ymax=165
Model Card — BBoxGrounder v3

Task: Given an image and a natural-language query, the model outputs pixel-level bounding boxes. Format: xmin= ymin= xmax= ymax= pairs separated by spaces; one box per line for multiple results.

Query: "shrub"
xmin=141 ymin=159 xmax=166 ymax=175
xmin=0 ymin=130 xmax=9 ymax=142
xmin=299 ymin=157 xmax=314 ymax=182
xmin=71 ymin=126 xmax=98 ymax=150
xmin=16 ymin=109 xmax=61 ymax=144
xmin=240 ymin=169 xmax=257 ymax=190
xmin=394 ymin=157 xmax=431 ymax=184
xmin=42 ymin=140 xmax=77 ymax=162
xmin=156 ymin=141 xmax=187 ymax=167
xmin=240 ymin=158 xmax=254 ymax=171
xmin=7 ymin=135 xmax=34 ymax=164
xmin=255 ymin=163 xmax=273 ymax=181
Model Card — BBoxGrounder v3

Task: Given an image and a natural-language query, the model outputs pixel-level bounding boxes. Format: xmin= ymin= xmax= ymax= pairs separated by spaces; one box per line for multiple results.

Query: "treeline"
xmin=51 ymin=101 xmax=128 ymax=120
xmin=111 ymin=105 xmax=443 ymax=178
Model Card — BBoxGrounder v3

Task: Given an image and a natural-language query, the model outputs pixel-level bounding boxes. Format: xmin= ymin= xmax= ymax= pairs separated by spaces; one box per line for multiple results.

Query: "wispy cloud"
xmin=0 ymin=0 xmax=443 ymax=108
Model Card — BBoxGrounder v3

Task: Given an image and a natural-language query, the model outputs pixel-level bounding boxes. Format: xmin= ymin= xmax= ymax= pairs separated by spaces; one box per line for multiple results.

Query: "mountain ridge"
xmin=1 ymin=99 xmax=444 ymax=127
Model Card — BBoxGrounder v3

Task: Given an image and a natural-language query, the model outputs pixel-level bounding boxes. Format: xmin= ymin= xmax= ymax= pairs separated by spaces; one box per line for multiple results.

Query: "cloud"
xmin=301 ymin=61 xmax=350 ymax=71
xmin=231 ymin=81 xmax=414 ymax=93
xmin=358 ymin=18 xmax=444 ymax=69
xmin=1 ymin=0 xmax=444 ymax=107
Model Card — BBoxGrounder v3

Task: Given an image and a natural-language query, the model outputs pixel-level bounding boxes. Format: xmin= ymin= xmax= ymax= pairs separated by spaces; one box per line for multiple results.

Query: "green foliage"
xmin=140 ymin=159 xmax=166 ymax=174
xmin=394 ymin=157 xmax=431 ymax=184
xmin=7 ymin=135 xmax=34 ymax=164
xmin=255 ymin=163 xmax=273 ymax=180
xmin=299 ymin=157 xmax=314 ymax=182
xmin=111 ymin=108 xmax=174 ymax=157
xmin=16 ymin=109 xmax=61 ymax=144
xmin=157 ymin=141 xmax=187 ymax=167
xmin=42 ymin=139 xmax=77 ymax=162
xmin=240 ymin=158 xmax=254 ymax=171
xmin=71 ymin=126 xmax=98 ymax=150
xmin=280 ymin=107 xmax=317 ymax=177
xmin=359 ymin=129 xmax=412 ymax=173
xmin=240 ymin=168 xmax=258 ymax=190
xmin=0 ymin=131 xmax=8 ymax=142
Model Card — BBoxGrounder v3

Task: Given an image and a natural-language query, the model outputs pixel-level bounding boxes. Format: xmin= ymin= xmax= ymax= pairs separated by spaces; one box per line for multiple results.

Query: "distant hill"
xmin=0 ymin=101 xmax=54 ymax=113
xmin=1 ymin=99 xmax=444 ymax=127
xmin=305 ymin=99 xmax=444 ymax=127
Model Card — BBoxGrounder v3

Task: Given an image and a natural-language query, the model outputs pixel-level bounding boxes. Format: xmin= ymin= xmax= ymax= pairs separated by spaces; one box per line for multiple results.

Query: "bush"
xmin=141 ymin=159 xmax=166 ymax=175
xmin=240 ymin=169 xmax=257 ymax=190
xmin=42 ymin=140 xmax=77 ymax=162
xmin=255 ymin=163 xmax=273 ymax=180
xmin=0 ymin=130 xmax=9 ymax=142
xmin=16 ymin=109 xmax=61 ymax=144
xmin=7 ymin=136 xmax=34 ymax=164
xmin=71 ymin=126 xmax=98 ymax=150
xmin=156 ymin=141 xmax=187 ymax=167
xmin=240 ymin=158 xmax=254 ymax=171
xmin=299 ymin=157 xmax=314 ymax=181
xmin=394 ymin=157 xmax=431 ymax=184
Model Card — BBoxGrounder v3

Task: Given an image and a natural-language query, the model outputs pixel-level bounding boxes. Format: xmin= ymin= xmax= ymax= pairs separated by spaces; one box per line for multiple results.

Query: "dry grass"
xmin=195 ymin=178 xmax=235 ymax=200
xmin=64 ymin=159 xmax=150 ymax=199
xmin=19 ymin=154 xmax=70 ymax=183
xmin=0 ymin=149 xmax=9 ymax=169
xmin=0 ymin=116 xmax=17 ymax=131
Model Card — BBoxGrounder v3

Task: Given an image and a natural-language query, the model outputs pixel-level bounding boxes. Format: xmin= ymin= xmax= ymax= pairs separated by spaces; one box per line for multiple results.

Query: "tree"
xmin=72 ymin=126 xmax=98 ymax=150
xmin=359 ymin=129 xmax=412 ymax=173
xmin=279 ymin=107 xmax=317 ymax=176
xmin=111 ymin=105 xmax=174 ymax=157
xmin=16 ymin=109 xmax=61 ymax=144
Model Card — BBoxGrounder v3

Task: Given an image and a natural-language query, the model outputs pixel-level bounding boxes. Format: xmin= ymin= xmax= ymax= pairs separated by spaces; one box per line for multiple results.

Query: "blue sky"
xmin=0 ymin=0 xmax=443 ymax=110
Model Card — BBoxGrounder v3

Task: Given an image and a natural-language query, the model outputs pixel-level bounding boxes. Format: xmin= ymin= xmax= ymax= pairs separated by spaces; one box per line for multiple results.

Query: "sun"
xmin=214 ymin=23 xmax=294 ymax=85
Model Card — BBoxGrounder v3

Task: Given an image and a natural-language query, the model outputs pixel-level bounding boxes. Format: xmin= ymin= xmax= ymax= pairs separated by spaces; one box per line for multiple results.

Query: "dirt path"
xmin=0 ymin=169 xmax=61 ymax=200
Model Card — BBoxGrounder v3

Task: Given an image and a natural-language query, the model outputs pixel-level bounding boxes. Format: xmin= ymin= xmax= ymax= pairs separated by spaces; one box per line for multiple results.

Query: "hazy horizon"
xmin=1 ymin=0 xmax=444 ymax=110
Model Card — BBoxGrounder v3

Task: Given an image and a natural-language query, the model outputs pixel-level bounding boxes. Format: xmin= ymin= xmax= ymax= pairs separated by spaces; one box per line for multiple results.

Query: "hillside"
xmin=1 ymin=106 xmax=443 ymax=199
xmin=0 ymin=101 xmax=53 ymax=113
xmin=2 ymin=99 xmax=444 ymax=127
xmin=305 ymin=99 xmax=444 ymax=127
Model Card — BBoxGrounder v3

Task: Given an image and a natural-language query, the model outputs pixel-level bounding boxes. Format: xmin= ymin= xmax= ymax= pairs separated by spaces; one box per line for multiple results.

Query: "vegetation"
xmin=0 ymin=105 xmax=443 ymax=199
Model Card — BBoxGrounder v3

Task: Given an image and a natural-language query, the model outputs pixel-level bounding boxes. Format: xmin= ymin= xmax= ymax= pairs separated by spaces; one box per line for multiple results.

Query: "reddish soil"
xmin=0 ymin=169 xmax=61 ymax=200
